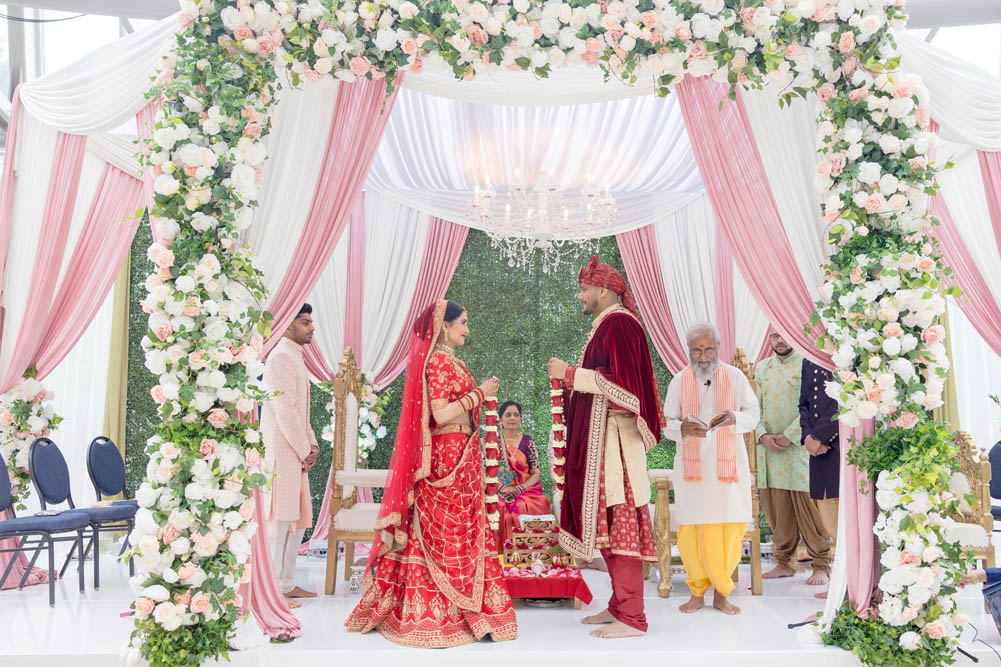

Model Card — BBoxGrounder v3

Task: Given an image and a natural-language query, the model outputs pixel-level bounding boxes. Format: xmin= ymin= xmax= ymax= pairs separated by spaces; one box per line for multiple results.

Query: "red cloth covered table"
xmin=503 ymin=566 xmax=593 ymax=606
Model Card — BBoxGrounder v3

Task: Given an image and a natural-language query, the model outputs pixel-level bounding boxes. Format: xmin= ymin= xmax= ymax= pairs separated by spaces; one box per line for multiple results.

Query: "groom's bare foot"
xmin=814 ymin=591 xmax=829 ymax=599
xmin=581 ymin=609 xmax=615 ymax=624
xmin=762 ymin=565 xmax=795 ymax=579
xmin=713 ymin=591 xmax=741 ymax=615
xmin=288 ymin=586 xmax=317 ymax=598
xmin=679 ymin=595 xmax=704 ymax=613
xmin=580 ymin=557 xmax=608 ymax=572
xmin=806 ymin=570 xmax=830 ymax=586
xmin=283 ymin=595 xmax=302 ymax=609
xmin=590 ymin=620 xmax=645 ymax=638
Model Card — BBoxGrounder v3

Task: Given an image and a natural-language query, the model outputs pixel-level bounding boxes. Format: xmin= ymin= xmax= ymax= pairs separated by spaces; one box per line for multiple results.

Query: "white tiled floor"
xmin=1 ymin=550 xmax=999 ymax=667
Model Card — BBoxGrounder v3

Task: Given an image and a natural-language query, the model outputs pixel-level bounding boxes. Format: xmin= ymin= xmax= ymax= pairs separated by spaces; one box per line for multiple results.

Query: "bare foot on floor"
xmin=581 ymin=609 xmax=615 ymax=624
xmin=580 ymin=557 xmax=608 ymax=572
xmin=806 ymin=570 xmax=830 ymax=586
xmin=590 ymin=620 xmax=645 ymax=638
xmin=762 ymin=565 xmax=795 ymax=579
xmin=814 ymin=591 xmax=828 ymax=599
xmin=713 ymin=591 xmax=741 ymax=615
xmin=288 ymin=586 xmax=317 ymax=598
xmin=284 ymin=596 xmax=302 ymax=609
xmin=679 ymin=595 xmax=704 ymax=613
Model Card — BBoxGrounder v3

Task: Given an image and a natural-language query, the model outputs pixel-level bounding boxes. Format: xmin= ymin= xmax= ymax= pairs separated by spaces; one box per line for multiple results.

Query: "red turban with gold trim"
xmin=577 ymin=255 xmax=640 ymax=319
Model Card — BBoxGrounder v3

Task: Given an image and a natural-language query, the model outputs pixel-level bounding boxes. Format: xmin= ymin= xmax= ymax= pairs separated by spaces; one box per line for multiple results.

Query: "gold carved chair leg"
xmin=344 ymin=542 xmax=355 ymax=581
xmin=750 ymin=529 xmax=763 ymax=595
xmin=653 ymin=478 xmax=673 ymax=598
xmin=325 ymin=535 xmax=339 ymax=595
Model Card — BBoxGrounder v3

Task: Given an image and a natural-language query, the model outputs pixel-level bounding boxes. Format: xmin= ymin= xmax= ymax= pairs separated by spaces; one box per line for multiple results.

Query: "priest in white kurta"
xmin=663 ymin=322 xmax=759 ymax=615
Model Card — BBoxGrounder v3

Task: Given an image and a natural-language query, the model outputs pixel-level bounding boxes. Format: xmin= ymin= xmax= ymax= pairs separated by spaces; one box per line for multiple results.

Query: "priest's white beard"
xmin=692 ymin=358 xmax=718 ymax=382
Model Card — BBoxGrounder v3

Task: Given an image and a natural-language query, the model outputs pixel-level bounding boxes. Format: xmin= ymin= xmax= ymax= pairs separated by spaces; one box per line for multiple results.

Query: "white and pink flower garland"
xmin=0 ymin=375 xmax=61 ymax=511
xmin=483 ymin=396 xmax=501 ymax=533
xmin=549 ymin=378 xmax=566 ymax=497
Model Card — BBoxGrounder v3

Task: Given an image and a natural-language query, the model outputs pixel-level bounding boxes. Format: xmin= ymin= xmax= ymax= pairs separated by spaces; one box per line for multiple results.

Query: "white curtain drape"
xmin=949 ymin=303 xmax=1001 ymax=452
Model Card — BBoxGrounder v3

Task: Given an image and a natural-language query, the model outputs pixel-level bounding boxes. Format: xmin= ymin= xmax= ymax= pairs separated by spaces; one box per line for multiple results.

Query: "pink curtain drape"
xmin=136 ymin=101 xmax=160 ymax=244
xmin=33 ymin=165 xmax=143 ymax=378
xmin=932 ymin=192 xmax=1001 ymax=357
xmin=714 ymin=225 xmax=736 ymax=363
xmin=372 ymin=217 xmax=469 ymax=388
xmin=616 ymin=225 xmax=689 ymax=373
xmin=263 ymin=77 xmax=401 ymax=356
xmin=841 ymin=419 xmax=879 ymax=609
xmin=343 ymin=197 xmax=366 ymax=358
xmin=306 ymin=216 xmax=469 ymax=551
xmin=0 ymin=132 xmax=88 ymax=392
xmin=0 ymin=87 xmax=23 ymax=303
xmin=977 ymin=150 xmax=1001 ymax=262
xmin=239 ymin=488 xmax=301 ymax=640
xmin=675 ymin=76 xmax=832 ymax=371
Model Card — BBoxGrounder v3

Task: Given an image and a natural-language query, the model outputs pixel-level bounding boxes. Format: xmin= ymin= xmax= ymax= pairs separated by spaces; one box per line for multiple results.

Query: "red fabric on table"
xmin=503 ymin=568 xmax=593 ymax=605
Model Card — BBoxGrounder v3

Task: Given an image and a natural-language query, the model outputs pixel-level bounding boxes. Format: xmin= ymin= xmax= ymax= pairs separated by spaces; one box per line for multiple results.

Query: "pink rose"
xmin=836 ymin=31 xmax=852 ymax=53
xmin=841 ymin=55 xmax=859 ymax=77
xmin=402 ymin=38 xmax=419 ymax=54
xmin=674 ymin=23 xmax=692 ymax=40
xmin=849 ymin=86 xmax=869 ymax=103
xmin=257 ymin=35 xmax=277 ymax=57
xmin=155 ymin=323 xmax=173 ymax=342
xmin=174 ymin=592 xmax=191 ymax=605
xmin=135 ymin=597 xmax=155 ymax=619
xmin=850 ymin=268 xmax=864 ymax=284
xmin=923 ymin=621 xmax=946 ymax=639
xmin=188 ymin=351 xmax=208 ymax=370
xmin=917 ymin=257 xmax=936 ymax=273
xmin=207 ymin=409 xmax=229 ymax=429
xmin=158 ymin=267 xmax=172 ymax=281
xmin=0 ymin=413 xmax=13 ymax=426
xmin=582 ymin=51 xmax=600 ymax=67
xmin=908 ymin=157 xmax=927 ymax=171
xmin=531 ymin=22 xmax=542 ymax=40
xmin=921 ymin=325 xmax=945 ymax=344
xmin=239 ymin=499 xmax=255 ymax=521
xmin=190 ymin=592 xmax=212 ymax=615
xmin=410 ymin=57 xmax=423 ymax=74
xmin=243 ymin=122 xmax=262 ymax=139
xmin=160 ymin=522 xmax=180 ymax=544
xmin=640 ymin=11 xmax=657 ymax=27
xmin=784 ymin=42 xmax=801 ymax=60
xmin=150 ymin=385 xmax=166 ymax=404
xmin=468 ymin=25 xmax=487 ymax=47
xmin=688 ymin=40 xmax=707 ymax=60
xmin=183 ymin=297 xmax=201 ymax=317
xmin=839 ymin=370 xmax=857 ymax=383
xmin=817 ymin=83 xmax=836 ymax=102
xmin=898 ymin=550 xmax=921 ymax=567
xmin=178 ymin=12 xmax=195 ymax=29
xmin=178 ymin=563 xmax=198 ymax=582
xmin=739 ymin=8 xmax=755 ymax=26
xmin=915 ymin=105 xmax=930 ymax=129
xmin=883 ymin=322 xmax=903 ymax=338
xmin=598 ymin=1 xmax=607 ymax=12
xmin=154 ymin=248 xmax=174 ymax=269
xmin=585 ymin=37 xmax=602 ymax=53
xmin=240 ymin=564 xmax=252 ymax=584
xmin=815 ymin=159 xmax=832 ymax=179
xmin=154 ymin=69 xmax=175 ymax=86
xmin=865 ymin=192 xmax=886 ymax=213
xmin=607 ymin=27 xmax=624 ymax=46
xmin=233 ymin=593 xmax=244 ymax=609
xmin=893 ymin=84 xmax=914 ymax=99
xmin=650 ymin=31 xmax=663 ymax=44
xmin=829 ymin=153 xmax=846 ymax=176
xmin=867 ymin=387 xmax=882 ymax=402
xmin=233 ymin=26 xmax=253 ymax=41
xmin=245 ymin=448 xmax=261 ymax=468
xmin=200 ymin=437 xmax=219 ymax=458
xmin=349 ymin=56 xmax=371 ymax=77
xmin=242 ymin=106 xmax=258 ymax=122
xmin=900 ymin=606 xmax=919 ymax=623
xmin=813 ymin=6 xmax=836 ymax=21
xmin=898 ymin=412 xmax=919 ymax=429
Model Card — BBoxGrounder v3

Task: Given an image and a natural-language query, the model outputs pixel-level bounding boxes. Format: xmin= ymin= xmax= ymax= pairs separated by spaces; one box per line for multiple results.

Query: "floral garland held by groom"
xmin=549 ymin=256 xmax=663 ymax=639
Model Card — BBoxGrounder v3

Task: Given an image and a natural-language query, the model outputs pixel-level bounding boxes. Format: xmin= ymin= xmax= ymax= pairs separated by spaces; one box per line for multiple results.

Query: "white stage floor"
xmin=2 ymin=549 xmax=1000 ymax=667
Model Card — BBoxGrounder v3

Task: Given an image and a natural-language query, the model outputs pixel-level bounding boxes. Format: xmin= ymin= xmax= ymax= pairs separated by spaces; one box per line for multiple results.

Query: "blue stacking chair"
xmin=0 ymin=453 xmax=88 ymax=606
xmin=988 ymin=441 xmax=1001 ymax=531
xmin=29 ymin=437 xmax=137 ymax=590
xmin=85 ymin=437 xmax=137 ymax=575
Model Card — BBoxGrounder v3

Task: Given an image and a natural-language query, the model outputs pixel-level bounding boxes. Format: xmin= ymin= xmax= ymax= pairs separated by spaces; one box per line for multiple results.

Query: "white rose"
xmin=152 ymin=127 xmax=176 ymax=150
xmin=175 ymin=275 xmax=197 ymax=293
xmin=153 ymin=602 xmax=183 ymax=631
xmin=513 ymin=0 xmax=530 ymax=12
xmin=857 ymin=401 xmax=879 ymax=419
xmin=220 ymin=6 xmax=245 ymax=30
xmin=190 ymin=212 xmax=217 ymax=232
xmin=857 ymin=161 xmax=881 ymax=184
xmin=907 ymin=583 xmax=932 ymax=606
xmin=690 ymin=13 xmax=711 ymax=39
xmin=136 ymin=483 xmax=159 ymax=507
xmin=879 ymin=134 xmax=901 ymax=154
xmin=882 ymin=337 xmax=901 ymax=356
xmin=154 ymin=174 xmax=180 ymax=197
xmin=155 ymin=218 xmax=180 ymax=241
xmin=899 ymin=631 xmax=921 ymax=651
xmin=399 ymin=1 xmax=419 ymax=19
xmin=374 ymin=28 xmax=398 ymax=52
xmin=879 ymin=173 xmax=899 ymax=196
xmin=888 ymin=97 xmax=915 ymax=119
xmin=701 ymin=0 xmax=724 ymax=15
xmin=213 ymin=489 xmax=240 ymax=509
xmin=144 ymin=584 xmax=170 ymax=602
xmin=228 ymin=531 xmax=252 ymax=558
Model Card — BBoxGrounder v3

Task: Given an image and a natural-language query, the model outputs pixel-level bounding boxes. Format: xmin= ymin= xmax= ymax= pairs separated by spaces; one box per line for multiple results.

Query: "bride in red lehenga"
xmin=345 ymin=300 xmax=518 ymax=647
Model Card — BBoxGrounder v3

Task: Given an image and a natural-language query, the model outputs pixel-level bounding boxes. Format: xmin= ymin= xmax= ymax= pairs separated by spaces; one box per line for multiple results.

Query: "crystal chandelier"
xmin=467 ymin=172 xmax=617 ymax=274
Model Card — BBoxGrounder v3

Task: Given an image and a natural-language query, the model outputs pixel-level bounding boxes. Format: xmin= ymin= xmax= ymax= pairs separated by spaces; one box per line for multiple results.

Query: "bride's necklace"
xmin=434 ymin=342 xmax=456 ymax=358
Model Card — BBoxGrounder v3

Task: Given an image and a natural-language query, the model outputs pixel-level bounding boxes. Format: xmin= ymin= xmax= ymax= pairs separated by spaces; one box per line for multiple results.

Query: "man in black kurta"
xmin=798 ymin=359 xmax=839 ymax=542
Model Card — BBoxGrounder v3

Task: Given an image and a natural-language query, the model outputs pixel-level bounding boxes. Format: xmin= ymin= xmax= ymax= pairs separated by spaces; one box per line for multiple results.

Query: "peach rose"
xmin=240 ymin=564 xmax=252 ymax=584
xmin=917 ymin=257 xmax=936 ymax=273
xmin=135 ymin=597 xmax=155 ymax=619
xmin=838 ymin=31 xmax=856 ymax=53
xmin=242 ymin=107 xmax=258 ymax=122
xmin=893 ymin=84 xmax=914 ymax=99
xmin=154 ymin=248 xmax=174 ymax=269
xmin=585 ymin=37 xmax=602 ymax=53
xmin=867 ymin=387 xmax=882 ymax=402
xmin=849 ymin=86 xmax=869 ymax=103
xmin=640 ymin=11 xmax=657 ymax=27
xmin=829 ymin=154 xmax=846 ymax=176
xmin=531 ymin=22 xmax=542 ymax=40
xmin=850 ymin=268 xmax=864 ymax=284
xmin=817 ymin=83 xmax=836 ymax=102
xmin=155 ymin=323 xmax=173 ymax=342
xmin=188 ymin=351 xmax=208 ymax=370
xmin=883 ymin=322 xmax=903 ymax=338
xmin=174 ymin=592 xmax=191 ymax=605
xmin=915 ymin=105 xmax=930 ymax=129
xmin=815 ymin=159 xmax=832 ymax=179
xmin=865 ymin=192 xmax=886 ymax=213
xmin=190 ymin=592 xmax=212 ymax=615
xmin=784 ymin=42 xmax=801 ymax=60
xmin=257 ymin=35 xmax=277 ymax=57
xmin=245 ymin=448 xmax=261 ymax=468
xmin=243 ymin=122 xmax=262 ymax=139
xmin=233 ymin=593 xmax=244 ymax=609
xmin=898 ymin=550 xmax=920 ymax=566
xmin=233 ymin=26 xmax=253 ymax=41
xmin=178 ymin=12 xmax=195 ymax=29
xmin=908 ymin=157 xmax=927 ymax=171
xmin=813 ymin=6 xmax=836 ymax=21
xmin=401 ymin=38 xmax=419 ymax=54
xmin=608 ymin=27 xmax=624 ymax=45
xmin=207 ymin=409 xmax=229 ymax=429
xmin=178 ymin=563 xmax=198 ymax=582
xmin=468 ymin=25 xmax=486 ymax=47
xmin=650 ymin=31 xmax=663 ymax=44
xmin=923 ymin=621 xmax=946 ymax=639
xmin=841 ymin=55 xmax=859 ymax=77
xmin=150 ymin=385 xmax=166 ymax=404
xmin=674 ymin=23 xmax=692 ymax=40
xmin=898 ymin=412 xmax=919 ymax=429
xmin=184 ymin=164 xmax=198 ymax=178
xmin=239 ymin=499 xmax=255 ymax=521
xmin=200 ymin=437 xmax=219 ymax=458
xmin=0 ymin=412 xmax=13 ymax=426
xmin=582 ymin=51 xmax=600 ymax=67
xmin=161 ymin=522 xmax=181 ymax=544
xmin=921 ymin=324 xmax=945 ymax=344
xmin=183 ymin=297 xmax=201 ymax=317
xmin=350 ymin=56 xmax=371 ymax=77
xmin=739 ymin=8 xmax=755 ymax=26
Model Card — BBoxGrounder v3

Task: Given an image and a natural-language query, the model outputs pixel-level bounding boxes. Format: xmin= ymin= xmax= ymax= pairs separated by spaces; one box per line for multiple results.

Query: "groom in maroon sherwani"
xmin=549 ymin=256 xmax=663 ymax=638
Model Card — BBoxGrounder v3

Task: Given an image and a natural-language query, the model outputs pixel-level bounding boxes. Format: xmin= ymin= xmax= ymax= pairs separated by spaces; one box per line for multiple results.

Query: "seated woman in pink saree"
xmin=496 ymin=401 xmax=551 ymax=551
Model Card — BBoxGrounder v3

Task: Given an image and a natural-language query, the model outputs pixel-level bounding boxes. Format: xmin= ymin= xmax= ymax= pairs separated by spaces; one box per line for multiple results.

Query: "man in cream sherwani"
xmin=262 ymin=303 xmax=319 ymax=606
xmin=663 ymin=322 xmax=760 ymax=615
